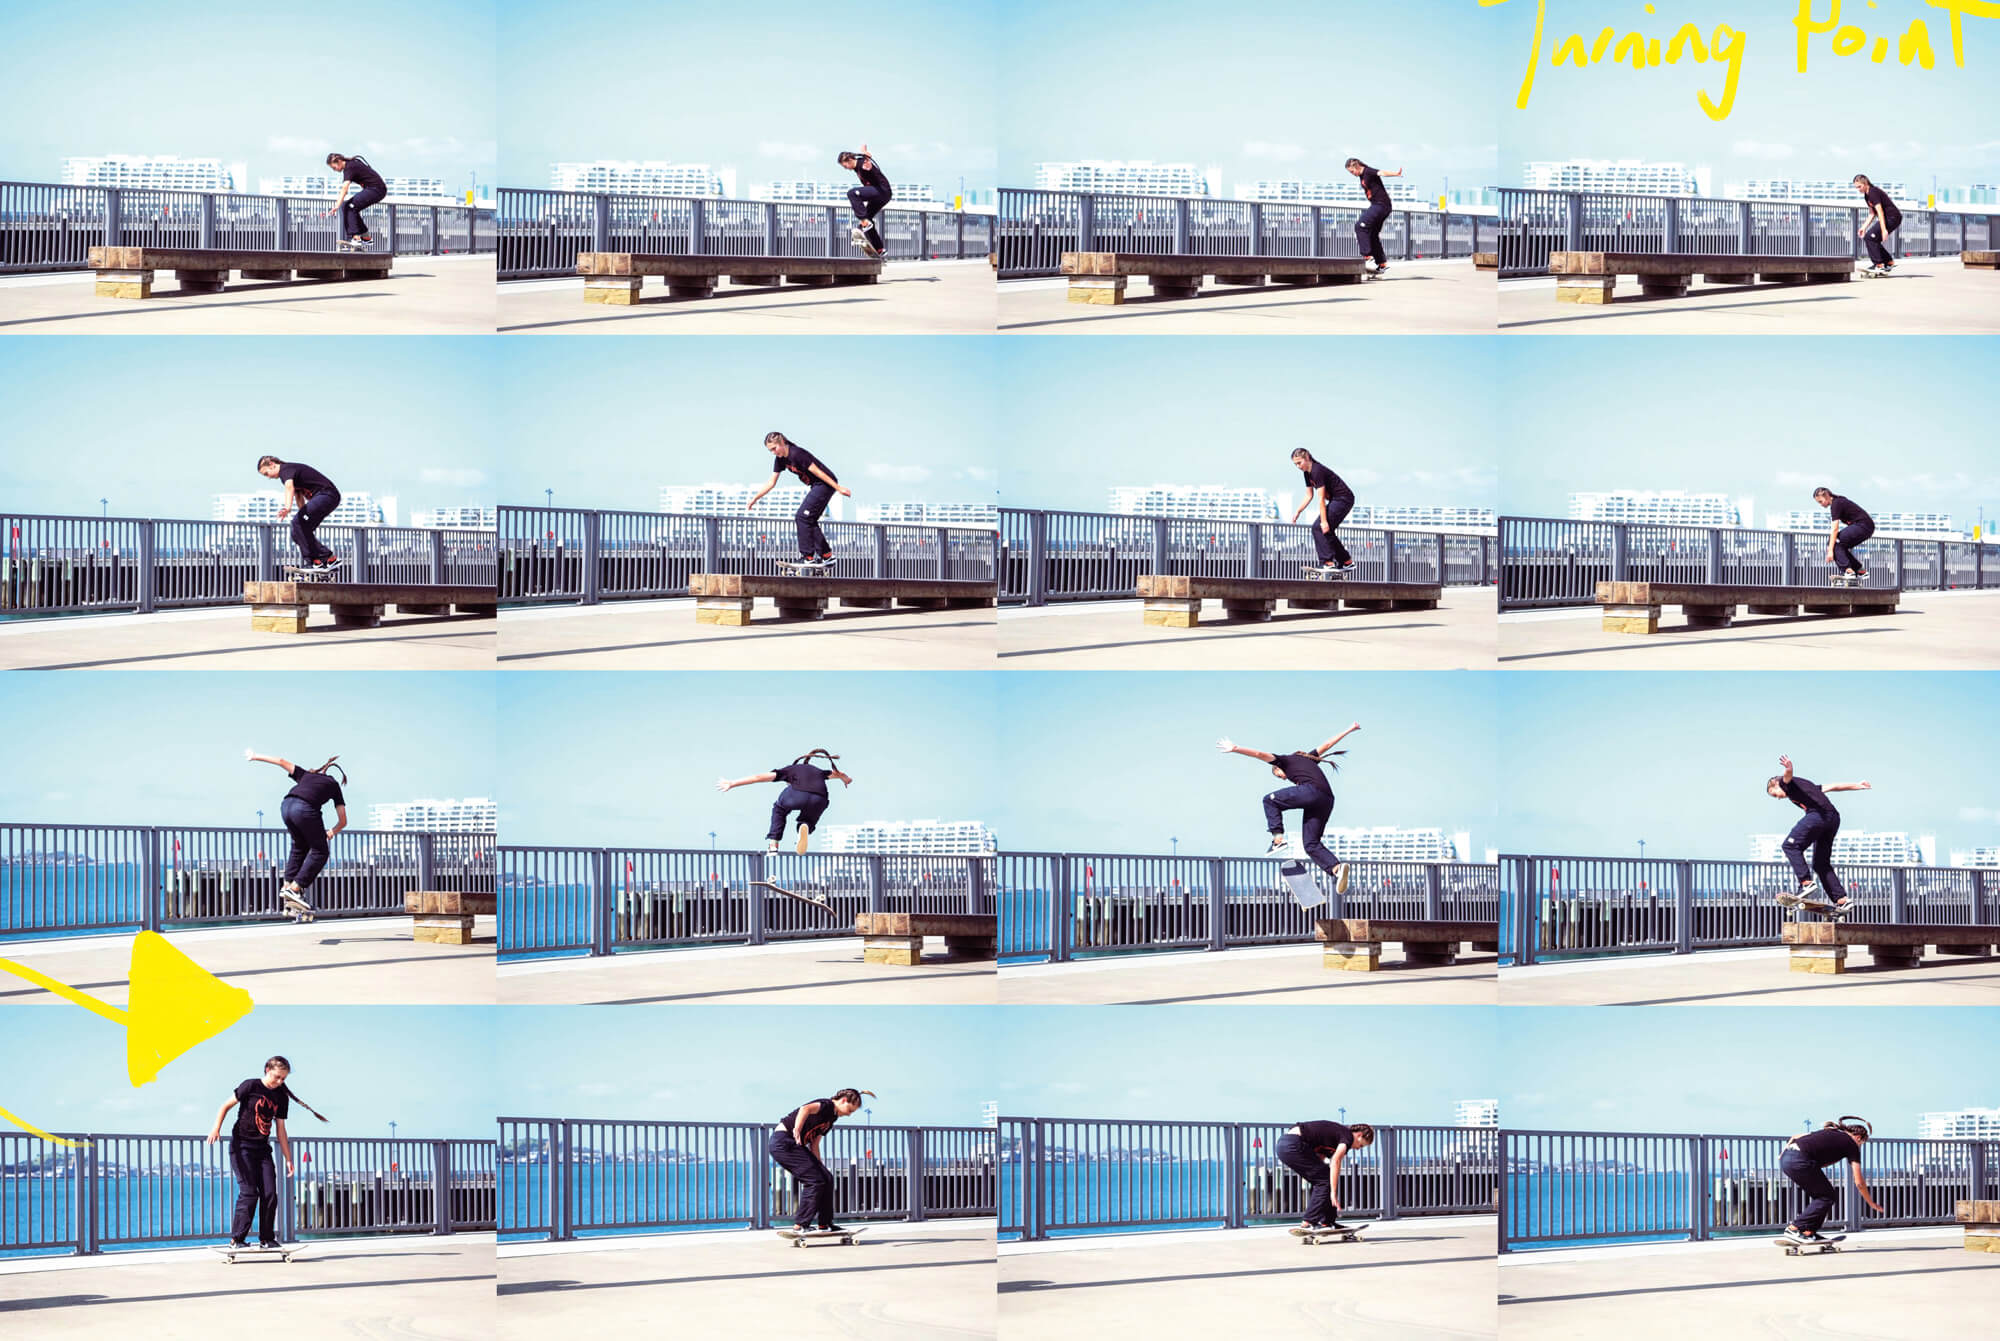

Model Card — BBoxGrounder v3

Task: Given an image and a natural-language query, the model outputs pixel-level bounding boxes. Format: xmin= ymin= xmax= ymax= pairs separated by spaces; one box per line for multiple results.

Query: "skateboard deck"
xmin=777 ymin=1226 xmax=865 ymax=1247
xmin=751 ymin=879 xmax=836 ymax=916
xmin=1301 ymin=564 xmax=1348 ymax=581
xmin=1279 ymin=859 xmax=1325 ymax=910
xmin=1292 ymin=1224 xmax=1365 ymax=1245
xmin=1858 ymin=268 xmax=1897 ymax=278
xmin=280 ymin=892 xmax=316 ymax=924
xmin=1775 ymin=1233 xmax=1844 ymax=1256
xmin=212 ymin=1243 xmax=305 ymax=1263
xmin=774 ymin=559 xmax=832 ymax=576
xmin=282 ymin=565 xmax=341 ymax=582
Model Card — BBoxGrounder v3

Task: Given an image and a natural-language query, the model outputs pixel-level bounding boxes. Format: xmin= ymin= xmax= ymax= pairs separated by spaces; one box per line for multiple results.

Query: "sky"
xmin=497 ymin=673 xmax=998 ymax=848
xmin=1498 ymin=672 xmax=2000 ymax=856
xmin=1497 ymin=338 xmax=2000 ymax=530
xmin=1503 ymin=1007 xmax=1999 ymax=1137
xmin=496 ymin=0 xmax=996 ymax=195
xmin=0 ymin=1007 xmax=497 ymax=1140
xmin=1494 ymin=0 xmax=2000 ymax=188
xmin=0 ymin=673 xmax=496 ymax=827
xmin=997 ymin=339 xmax=1497 ymax=513
xmin=992 ymin=673 xmax=1497 ymax=856
xmin=0 ymin=0 xmax=495 ymax=194
xmin=0 ymin=339 xmax=495 ymax=521
xmin=999 ymin=0 xmax=1500 ymax=194
xmin=494 ymin=340 xmax=998 ymax=512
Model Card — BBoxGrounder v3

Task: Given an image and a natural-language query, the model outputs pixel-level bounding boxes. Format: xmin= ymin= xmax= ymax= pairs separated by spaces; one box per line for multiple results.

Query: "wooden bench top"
xmin=1963 ymin=251 xmax=1999 ymax=267
xmin=1551 ymin=251 xmax=1852 ymax=276
xmin=854 ymin=913 xmax=995 ymax=937
xmin=578 ymin=253 xmax=881 ymax=277
xmin=244 ymin=581 xmax=496 ymax=606
xmin=689 ymin=574 xmax=994 ymax=600
xmin=1472 ymin=253 xmax=1497 ymax=270
xmin=406 ymin=891 xmax=496 ymax=915
xmin=1314 ymin=919 xmax=1498 ymax=944
xmin=1785 ymin=922 xmax=2000 ymax=947
xmin=1597 ymin=581 xmax=1900 ymax=607
xmin=1139 ymin=575 xmax=1443 ymax=600
xmin=90 ymin=247 xmax=392 ymax=271
xmin=1063 ymin=252 xmax=1368 ymax=278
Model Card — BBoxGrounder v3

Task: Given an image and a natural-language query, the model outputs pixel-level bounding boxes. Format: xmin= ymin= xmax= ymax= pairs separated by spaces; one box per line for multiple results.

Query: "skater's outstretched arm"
xmin=793 ymin=1100 xmax=820 ymax=1144
xmin=1215 ymin=738 xmax=1277 ymax=764
xmin=828 ymin=767 xmax=854 ymax=787
xmin=246 ymin=750 xmax=296 ymax=774
xmin=745 ymin=473 xmax=781 ymax=510
xmin=1849 ymin=1163 xmax=1885 ymax=1213
xmin=716 ymin=771 xmax=779 ymax=792
xmin=804 ymin=461 xmax=852 ymax=497
xmin=277 ymin=478 xmax=298 ymax=521
xmin=1777 ymin=755 xmax=1795 ymax=784
xmin=204 ymin=1095 xmax=238 ymax=1143
xmin=1313 ymin=723 xmax=1361 ymax=757
xmin=327 ymin=803 xmax=348 ymax=838
xmin=1822 ymin=780 xmax=1872 ymax=793
xmin=274 ymin=1116 xmax=294 ymax=1176
xmin=1289 ymin=487 xmax=1320 ymax=525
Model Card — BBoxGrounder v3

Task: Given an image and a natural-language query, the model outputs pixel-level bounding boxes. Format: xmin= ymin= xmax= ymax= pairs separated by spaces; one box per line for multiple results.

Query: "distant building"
xmin=214 ymin=491 xmax=388 ymax=527
xmin=261 ymin=173 xmax=450 ymax=201
xmin=1937 ymin=184 xmax=1998 ymax=205
xmin=550 ymin=161 xmax=733 ymax=197
xmin=411 ymin=507 xmax=497 ymax=530
xmin=1917 ymin=1107 xmax=2000 ymax=1141
xmin=1348 ymin=505 xmax=1496 ymax=535
xmin=981 ymin=1101 xmax=999 ymax=1129
xmin=1568 ymin=490 xmax=1748 ymax=527
xmin=856 ymin=501 xmax=998 ymax=528
xmin=1950 ymin=847 xmax=2000 ymax=868
xmin=1767 ymin=509 xmax=1959 ymax=539
xmin=1749 ymin=831 xmax=1937 ymax=867
xmin=818 ymin=820 xmax=997 ymax=856
xmin=1233 ymin=178 xmax=1424 ymax=207
xmin=1033 ymin=161 xmax=1212 ymax=196
xmin=749 ymin=179 xmax=936 ymax=205
xmin=63 ymin=154 xmax=245 ymax=192
xmin=1329 ymin=827 xmax=1473 ymax=863
xmin=1728 ymin=178 xmax=1910 ymax=205
xmin=1454 ymin=1099 xmax=1499 ymax=1128
xmin=366 ymin=798 xmax=498 ymax=832
xmin=1523 ymin=159 xmax=1708 ymax=196
xmin=1445 ymin=187 xmax=1499 ymax=209
xmin=1108 ymin=486 xmax=1285 ymax=522
xmin=658 ymin=481 xmax=843 ymax=522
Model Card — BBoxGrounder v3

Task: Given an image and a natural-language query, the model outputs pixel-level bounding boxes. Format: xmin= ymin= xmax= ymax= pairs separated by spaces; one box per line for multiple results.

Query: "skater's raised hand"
xmin=1216 ymin=737 xmax=1235 ymax=753
xmin=714 ymin=777 xmax=733 ymax=793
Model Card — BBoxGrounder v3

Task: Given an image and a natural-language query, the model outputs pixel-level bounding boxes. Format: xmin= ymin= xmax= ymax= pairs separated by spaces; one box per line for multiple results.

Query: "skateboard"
xmin=752 ymin=879 xmax=836 ymax=916
xmin=1279 ymin=859 xmax=1325 ymax=910
xmin=1292 ymin=1223 xmax=1366 ymax=1246
xmin=212 ymin=1243 xmax=306 ymax=1264
xmin=280 ymin=890 xmax=316 ymax=924
xmin=774 ymin=559 xmax=834 ymax=576
xmin=1301 ymin=564 xmax=1350 ymax=581
xmin=283 ymin=560 xmax=343 ymax=582
xmin=1828 ymin=573 xmax=1865 ymax=587
xmin=1775 ymin=1233 xmax=1845 ymax=1256
xmin=1858 ymin=267 xmax=1897 ymax=278
xmin=336 ymin=238 xmax=372 ymax=252
xmin=777 ymin=1226 xmax=866 ymax=1248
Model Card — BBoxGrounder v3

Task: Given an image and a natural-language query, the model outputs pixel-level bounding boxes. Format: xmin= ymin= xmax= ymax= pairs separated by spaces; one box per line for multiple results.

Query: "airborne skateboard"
xmin=1775 ymin=1233 xmax=1845 ymax=1256
xmin=752 ymin=879 xmax=837 ymax=916
xmin=775 ymin=558 xmax=835 ymax=576
xmin=1292 ymin=1223 xmax=1366 ymax=1246
xmin=212 ymin=1242 xmax=306 ymax=1264
xmin=279 ymin=890 xmax=316 ymax=924
xmin=1280 ymin=859 xmax=1325 ymax=910
xmin=778 ymin=1226 xmax=866 ymax=1248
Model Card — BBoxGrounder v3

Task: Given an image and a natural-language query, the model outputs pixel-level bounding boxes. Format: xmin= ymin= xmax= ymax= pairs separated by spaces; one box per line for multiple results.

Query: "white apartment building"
xmin=1454 ymin=1100 xmax=1499 ymax=1128
xmin=1568 ymin=490 xmax=1748 ymax=527
xmin=1348 ymin=505 xmax=1496 ymax=534
xmin=1749 ymin=831 xmax=1938 ymax=866
xmin=1108 ymin=485 xmax=1284 ymax=522
xmin=1938 ymin=185 xmax=1998 ymax=205
xmin=1917 ymin=1107 xmax=2000 ymax=1141
xmin=63 ymin=154 xmax=245 ymax=192
xmin=981 ymin=1102 xmax=1000 ymax=1129
xmin=818 ymin=820 xmax=998 ymax=856
xmin=1233 ymin=178 xmax=1423 ymax=207
xmin=748 ymin=179 xmax=936 ymax=204
xmin=1328 ymin=827 xmax=1472 ymax=863
xmin=856 ymin=502 xmax=998 ymax=527
xmin=411 ymin=507 xmax=497 ymax=530
xmin=1950 ymin=847 xmax=2000 ymax=868
xmin=214 ymin=491 xmax=388 ymax=527
xmin=1522 ymin=159 xmax=1708 ymax=196
xmin=659 ymin=482 xmax=844 ymax=522
xmin=1767 ymin=509 xmax=1960 ymax=539
xmin=1729 ymin=178 xmax=1911 ymax=205
xmin=366 ymin=798 xmax=499 ymax=832
xmin=260 ymin=173 xmax=449 ymax=200
xmin=550 ymin=161 xmax=733 ymax=197
xmin=1033 ymin=160 xmax=1213 ymax=196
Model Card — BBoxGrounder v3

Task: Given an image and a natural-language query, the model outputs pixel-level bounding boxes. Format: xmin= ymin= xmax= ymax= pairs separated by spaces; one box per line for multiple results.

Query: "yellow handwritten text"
xmin=1794 ymin=0 xmax=1943 ymax=70
xmin=1507 ymin=2 xmax=1748 ymax=120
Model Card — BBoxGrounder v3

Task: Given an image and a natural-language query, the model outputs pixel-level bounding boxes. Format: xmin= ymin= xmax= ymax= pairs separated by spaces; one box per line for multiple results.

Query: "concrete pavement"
xmin=499 ymin=599 xmax=992 ymax=670
xmin=500 ymin=937 xmax=996 ymax=1005
xmin=1500 ymin=945 xmax=2000 ymax=1007
xmin=0 ymin=606 xmax=495 ymax=671
xmin=498 ymin=260 xmax=993 ymax=334
xmin=1000 ymin=260 xmax=1491 ymax=334
xmin=1001 ymin=944 xmax=1495 ymax=1005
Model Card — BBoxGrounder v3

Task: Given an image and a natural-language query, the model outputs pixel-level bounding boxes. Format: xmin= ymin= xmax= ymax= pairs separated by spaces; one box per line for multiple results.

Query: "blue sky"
xmin=1498 ymin=673 xmax=2000 ymax=857
xmin=1495 ymin=0 xmax=2000 ymax=189
xmin=0 ymin=340 xmax=494 ymax=521
xmin=0 ymin=674 xmax=495 ymax=827
xmin=494 ymin=340 xmax=998 ymax=512
xmin=496 ymin=1007 xmax=997 ymax=1127
xmin=992 ymin=673 xmax=1496 ymax=857
xmin=1504 ymin=1008 xmax=1998 ymax=1137
xmin=1498 ymin=338 xmax=2000 ymax=530
xmin=998 ymin=339 xmax=1496 ymax=513
xmin=999 ymin=0 xmax=1499 ymax=193
xmin=496 ymin=0 xmax=995 ymax=195
xmin=0 ymin=0 xmax=494 ymax=193
xmin=497 ymin=673 xmax=997 ymax=848
xmin=0 ymin=1007 xmax=496 ymax=1139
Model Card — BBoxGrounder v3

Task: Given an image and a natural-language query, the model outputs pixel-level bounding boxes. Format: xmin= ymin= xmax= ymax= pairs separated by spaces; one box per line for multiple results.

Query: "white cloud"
xmin=864 ymin=464 xmax=931 ymax=484
xmin=420 ymin=467 xmax=488 ymax=487
xmin=1958 ymin=806 xmax=1996 ymax=823
xmin=1243 ymin=141 xmax=1307 ymax=163
xmin=1772 ymin=470 xmax=1819 ymax=490
xmin=1732 ymin=139 xmax=1796 ymax=160
xmin=960 ymin=466 xmax=997 ymax=483
xmin=268 ymin=135 xmax=330 ymax=155
xmin=758 ymin=141 xmax=822 ymax=163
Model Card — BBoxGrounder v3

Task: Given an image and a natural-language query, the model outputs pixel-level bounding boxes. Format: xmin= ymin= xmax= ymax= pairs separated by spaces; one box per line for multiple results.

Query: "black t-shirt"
xmin=1300 ymin=460 xmax=1352 ymax=502
xmin=1297 ymin=1120 xmax=1356 ymax=1156
xmin=1826 ymin=495 xmax=1871 ymax=528
xmin=1782 ymin=776 xmax=1837 ymax=818
xmin=278 ymin=461 xmax=338 ymax=498
xmin=1860 ymin=184 xmax=1900 ymax=229
xmin=285 ymin=766 xmax=346 ymax=809
xmin=1357 ymin=167 xmax=1388 ymax=207
xmin=772 ymin=763 xmax=833 ymax=796
xmin=1272 ymin=752 xmax=1333 ymax=795
xmin=847 ymin=156 xmax=893 ymax=198
xmin=1791 ymin=1127 xmax=1861 ymax=1168
xmin=780 ymin=1099 xmax=840 ymax=1141
xmin=776 ymin=445 xmax=837 ymax=487
xmin=231 ymin=1078 xmax=292 ymax=1143
xmin=342 ymin=156 xmax=387 ymax=192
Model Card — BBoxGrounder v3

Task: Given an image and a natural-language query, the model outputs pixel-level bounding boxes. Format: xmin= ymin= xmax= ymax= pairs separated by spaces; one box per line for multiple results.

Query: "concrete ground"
xmin=1499 ymin=1226 xmax=1997 ymax=1341
xmin=999 ymin=260 xmax=1491 ymax=334
xmin=0 ymin=919 xmax=496 ymax=1006
xmin=500 ymin=938 xmax=997 ymax=1005
xmin=500 ymin=1220 xmax=995 ymax=1341
xmin=0 ymin=256 xmax=494 ymax=335
xmin=1499 ymin=590 xmax=2000 ymax=670
xmin=1001 ymin=1217 xmax=1495 ymax=1341
xmin=0 ymin=1234 xmax=495 ymax=1341
xmin=1499 ymin=258 xmax=2000 ymax=334
xmin=499 ymin=599 xmax=992 ymax=670
xmin=0 ymin=606 xmax=495 ymax=671
xmin=497 ymin=260 xmax=993 ymax=334
xmin=1500 ymin=945 xmax=2000 ymax=1007
xmin=1000 ymin=586 xmax=1495 ymax=669
xmin=1001 ymin=944 xmax=1496 ymax=1006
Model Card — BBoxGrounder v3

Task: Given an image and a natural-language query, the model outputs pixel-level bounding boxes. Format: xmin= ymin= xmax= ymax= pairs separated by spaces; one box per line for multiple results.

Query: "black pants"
xmin=794 ymin=481 xmax=835 ymax=558
xmin=1832 ymin=519 xmax=1875 ymax=575
xmin=340 ymin=184 xmax=387 ymax=241
xmin=281 ymin=797 xmax=330 ymax=900
xmin=1355 ymin=201 xmax=1392 ymax=267
xmin=1860 ymin=217 xmax=1894 ymax=268
xmin=230 ymin=1140 xmax=279 ymax=1243
xmin=1310 ymin=492 xmax=1356 ymax=566
xmin=768 ymin=1130 xmax=836 ymax=1228
xmin=292 ymin=489 xmax=341 ymax=563
xmin=1277 ymin=1133 xmax=1337 ymax=1224
xmin=848 ymin=185 xmax=890 ymax=251
xmin=1264 ymin=785 xmax=1338 ymax=874
xmin=767 ymin=786 xmax=831 ymax=842
xmin=1782 ymin=811 xmax=1847 ymax=900
xmin=1781 ymin=1149 xmax=1839 ymax=1234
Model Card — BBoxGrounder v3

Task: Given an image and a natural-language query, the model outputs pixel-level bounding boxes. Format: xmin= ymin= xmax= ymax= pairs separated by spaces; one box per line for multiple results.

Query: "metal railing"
xmin=496 ymin=188 xmax=994 ymax=279
xmin=1497 ymin=187 xmax=1999 ymax=278
xmin=1001 ymin=1117 xmax=1496 ymax=1240
xmin=1501 ymin=1128 xmax=1997 ymax=1252
xmin=0 ymin=1131 xmax=496 ymax=1256
xmin=0 ymin=822 xmax=494 ymax=938
xmin=0 ymin=181 xmax=494 ymax=274
xmin=1498 ymin=515 xmax=2000 ymax=611
xmin=1000 ymin=851 xmax=1499 ymax=964
xmin=998 ymin=188 xmax=1498 ymax=279
xmin=500 ymin=846 xmax=996 ymax=958
xmin=498 ymin=1117 xmax=993 ymax=1239
xmin=1501 ymin=854 xmax=1999 ymax=966
xmin=1 ymin=512 xmax=497 ymax=617
xmin=499 ymin=505 xmax=996 ymax=605
xmin=1001 ymin=508 xmax=1496 ymax=606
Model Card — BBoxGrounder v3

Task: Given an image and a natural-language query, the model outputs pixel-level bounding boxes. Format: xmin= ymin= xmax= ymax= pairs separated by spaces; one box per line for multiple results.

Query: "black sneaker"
xmin=1266 ymin=833 xmax=1289 ymax=854
xmin=257 ymin=1241 xmax=282 ymax=1250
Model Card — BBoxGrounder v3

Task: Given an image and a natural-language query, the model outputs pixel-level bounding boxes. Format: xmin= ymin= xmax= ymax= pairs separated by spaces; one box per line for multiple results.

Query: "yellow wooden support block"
xmin=1323 ymin=943 xmax=1382 ymax=972
xmin=695 ymin=600 xmax=753 ymax=626
xmin=863 ymin=937 xmax=923 ymax=966
xmin=1601 ymin=605 xmax=1661 ymax=634
xmin=95 ymin=272 xmax=153 ymax=299
xmin=1067 ymin=277 xmax=1126 ymax=305
xmin=1788 ymin=946 xmax=1846 ymax=974
xmin=250 ymin=605 xmax=310 ymax=633
xmin=1556 ymin=278 xmax=1616 ymax=304
xmin=413 ymin=916 xmax=475 ymax=945
xmin=1966 ymin=1233 xmax=2000 ymax=1253
xmin=584 ymin=278 xmax=643 ymax=305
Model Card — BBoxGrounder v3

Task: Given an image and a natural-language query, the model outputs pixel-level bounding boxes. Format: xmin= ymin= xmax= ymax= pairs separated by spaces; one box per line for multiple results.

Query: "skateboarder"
xmin=325 ymin=152 xmax=388 ymax=249
xmin=246 ymin=751 xmax=348 ymax=919
xmin=256 ymin=456 xmax=343 ymax=572
xmin=1217 ymin=725 xmax=1359 ymax=889
xmin=748 ymin=433 xmax=851 ymax=570
xmin=1345 ymin=158 xmax=1402 ymax=275
xmin=1766 ymin=755 xmax=1871 ymax=915
xmin=1289 ymin=448 xmax=1357 ymax=576
xmin=837 ymin=145 xmax=893 ymax=257
xmin=1813 ymin=486 xmax=1875 ymax=584
xmin=1277 ymin=1118 xmax=1375 ymax=1231
xmin=1851 ymin=174 xmax=1902 ymax=275
xmin=716 ymin=749 xmax=852 ymax=854
xmin=204 ymin=1056 xmax=298 ymax=1251
xmin=1780 ymin=1117 xmax=1884 ymax=1246
xmin=769 ymin=1088 xmax=875 ymax=1235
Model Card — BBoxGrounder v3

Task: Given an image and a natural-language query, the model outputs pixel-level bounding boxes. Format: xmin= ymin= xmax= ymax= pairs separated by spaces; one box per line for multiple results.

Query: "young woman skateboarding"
xmin=246 ymin=750 xmax=349 ymax=919
xmin=1813 ymin=486 xmax=1876 ymax=585
xmin=1766 ymin=755 xmax=1871 ymax=915
xmin=256 ymin=456 xmax=344 ymax=572
xmin=1780 ymin=1117 xmax=1884 ymax=1246
xmin=1851 ymin=174 xmax=1902 ymax=276
xmin=203 ymin=1055 xmax=328 ymax=1249
xmin=717 ymin=749 xmax=853 ymax=854
xmin=748 ymin=433 xmax=852 ymax=571
xmin=1216 ymin=725 xmax=1360 ymax=893
xmin=837 ymin=146 xmax=894 ymax=257
xmin=1345 ymin=157 xmax=1403 ymax=275
xmin=324 ymin=152 xmax=388 ymax=250
xmin=1289 ymin=447 xmax=1358 ymax=576
xmin=1278 ymin=1118 xmax=1375 ymax=1231
xmin=769 ymin=1088 xmax=875 ymax=1235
